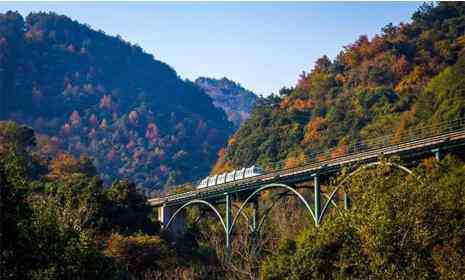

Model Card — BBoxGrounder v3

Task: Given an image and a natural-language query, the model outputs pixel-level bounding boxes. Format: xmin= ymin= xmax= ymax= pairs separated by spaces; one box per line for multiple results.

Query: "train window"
xmin=198 ymin=177 xmax=208 ymax=189
xmin=217 ymin=173 xmax=226 ymax=184
xmin=207 ymin=175 xmax=218 ymax=186
xmin=235 ymin=168 xmax=245 ymax=180
xmin=226 ymin=171 xmax=235 ymax=182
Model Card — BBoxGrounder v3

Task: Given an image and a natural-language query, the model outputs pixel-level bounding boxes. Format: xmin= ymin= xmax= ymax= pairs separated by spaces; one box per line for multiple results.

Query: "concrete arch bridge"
xmin=148 ymin=119 xmax=465 ymax=254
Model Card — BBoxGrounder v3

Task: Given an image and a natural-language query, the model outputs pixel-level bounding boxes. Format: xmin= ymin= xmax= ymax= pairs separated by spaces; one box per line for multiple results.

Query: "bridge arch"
xmin=189 ymin=202 xmax=253 ymax=231
xmin=165 ymin=199 xmax=228 ymax=235
xmin=232 ymin=203 xmax=254 ymax=232
xmin=318 ymin=161 xmax=418 ymax=224
xmin=254 ymin=190 xmax=340 ymax=235
xmin=229 ymin=183 xmax=316 ymax=237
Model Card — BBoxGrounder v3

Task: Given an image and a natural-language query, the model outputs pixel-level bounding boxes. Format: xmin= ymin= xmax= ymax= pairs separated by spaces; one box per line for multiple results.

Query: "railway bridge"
xmin=148 ymin=119 xmax=465 ymax=254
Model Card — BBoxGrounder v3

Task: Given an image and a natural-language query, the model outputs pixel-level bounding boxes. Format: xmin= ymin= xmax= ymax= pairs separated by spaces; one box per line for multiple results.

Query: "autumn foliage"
xmin=219 ymin=2 xmax=465 ymax=173
xmin=0 ymin=11 xmax=233 ymax=191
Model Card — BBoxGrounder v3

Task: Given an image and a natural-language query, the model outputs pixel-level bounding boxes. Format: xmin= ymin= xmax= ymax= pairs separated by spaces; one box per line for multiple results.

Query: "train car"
xmin=217 ymin=173 xmax=226 ymax=184
xmin=226 ymin=171 xmax=236 ymax=182
xmin=244 ymin=165 xmax=263 ymax=178
xmin=198 ymin=177 xmax=208 ymax=189
xmin=197 ymin=165 xmax=264 ymax=189
xmin=207 ymin=175 xmax=218 ymax=187
xmin=234 ymin=168 xmax=246 ymax=180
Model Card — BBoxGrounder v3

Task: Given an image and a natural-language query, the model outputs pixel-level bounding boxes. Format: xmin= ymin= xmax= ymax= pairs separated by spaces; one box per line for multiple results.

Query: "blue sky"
xmin=2 ymin=2 xmax=422 ymax=96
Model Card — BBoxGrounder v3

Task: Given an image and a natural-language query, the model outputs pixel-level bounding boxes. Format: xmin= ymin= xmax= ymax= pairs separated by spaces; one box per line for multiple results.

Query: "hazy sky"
xmin=2 ymin=2 xmax=422 ymax=96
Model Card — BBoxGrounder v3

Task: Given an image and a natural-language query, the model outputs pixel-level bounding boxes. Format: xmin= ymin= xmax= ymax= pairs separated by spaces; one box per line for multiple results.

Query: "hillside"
xmin=195 ymin=77 xmax=258 ymax=128
xmin=0 ymin=11 xmax=234 ymax=190
xmin=212 ymin=2 xmax=465 ymax=173
xmin=2 ymin=3 xmax=465 ymax=280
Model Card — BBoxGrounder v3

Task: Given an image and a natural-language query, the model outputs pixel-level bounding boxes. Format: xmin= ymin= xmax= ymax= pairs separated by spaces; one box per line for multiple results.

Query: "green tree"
xmin=0 ymin=149 xmax=32 ymax=279
xmin=105 ymin=233 xmax=175 ymax=276
xmin=27 ymin=195 xmax=117 ymax=280
xmin=262 ymin=156 xmax=465 ymax=279
xmin=104 ymin=180 xmax=158 ymax=234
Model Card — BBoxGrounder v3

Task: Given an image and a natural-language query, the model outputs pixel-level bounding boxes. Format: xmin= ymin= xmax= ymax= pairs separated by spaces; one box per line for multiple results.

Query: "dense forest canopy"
xmin=213 ymin=2 xmax=465 ymax=174
xmin=0 ymin=121 xmax=224 ymax=279
xmin=0 ymin=11 xmax=234 ymax=191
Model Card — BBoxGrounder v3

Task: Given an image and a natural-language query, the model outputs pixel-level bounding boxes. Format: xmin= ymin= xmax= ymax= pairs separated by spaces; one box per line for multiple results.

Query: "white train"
xmin=197 ymin=165 xmax=263 ymax=189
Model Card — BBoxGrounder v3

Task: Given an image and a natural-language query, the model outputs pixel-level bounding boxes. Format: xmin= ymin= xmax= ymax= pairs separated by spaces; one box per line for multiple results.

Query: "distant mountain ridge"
xmin=195 ymin=77 xmax=258 ymax=128
xmin=0 ymin=11 xmax=234 ymax=190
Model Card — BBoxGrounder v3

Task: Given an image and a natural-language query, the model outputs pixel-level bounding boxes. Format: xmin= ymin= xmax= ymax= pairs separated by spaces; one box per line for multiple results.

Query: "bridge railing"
xmin=150 ymin=118 xmax=465 ymax=201
xmin=266 ymin=118 xmax=465 ymax=171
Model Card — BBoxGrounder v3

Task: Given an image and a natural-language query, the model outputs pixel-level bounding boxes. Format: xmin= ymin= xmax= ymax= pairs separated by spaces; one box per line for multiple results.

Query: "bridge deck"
xmin=149 ymin=123 xmax=465 ymax=207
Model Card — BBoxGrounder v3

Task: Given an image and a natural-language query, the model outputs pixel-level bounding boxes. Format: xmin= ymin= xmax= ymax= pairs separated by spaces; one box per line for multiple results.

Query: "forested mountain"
xmin=2 ymin=3 xmax=465 ymax=280
xmin=0 ymin=11 xmax=234 ymax=190
xmin=213 ymin=2 xmax=465 ymax=173
xmin=195 ymin=77 xmax=258 ymax=128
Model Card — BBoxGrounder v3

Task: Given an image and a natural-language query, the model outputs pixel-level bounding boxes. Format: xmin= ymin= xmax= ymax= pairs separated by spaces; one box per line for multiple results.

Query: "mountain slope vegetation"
xmin=0 ymin=11 xmax=234 ymax=190
xmin=214 ymin=2 xmax=465 ymax=173
xmin=195 ymin=77 xmax=258 ymax=128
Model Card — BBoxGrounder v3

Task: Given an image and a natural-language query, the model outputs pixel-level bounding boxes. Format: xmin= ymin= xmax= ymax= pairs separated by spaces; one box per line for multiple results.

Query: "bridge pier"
xmin=251 ymin=198 xmax=259 ymax=232
xmin=158 ymin=204 xmax=186 ymax=237
xmin=314 ymin=174 xmax=321 ymax=226
xmin=250 ymin=198 xmax=260 ymax=258
xmin=344 ymin=192 xmax=350 ymax=210
xmin=432 ymin=148 xmax=443 ymax=161
xmin=225 ymin=193 xmax=232 ymax=258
